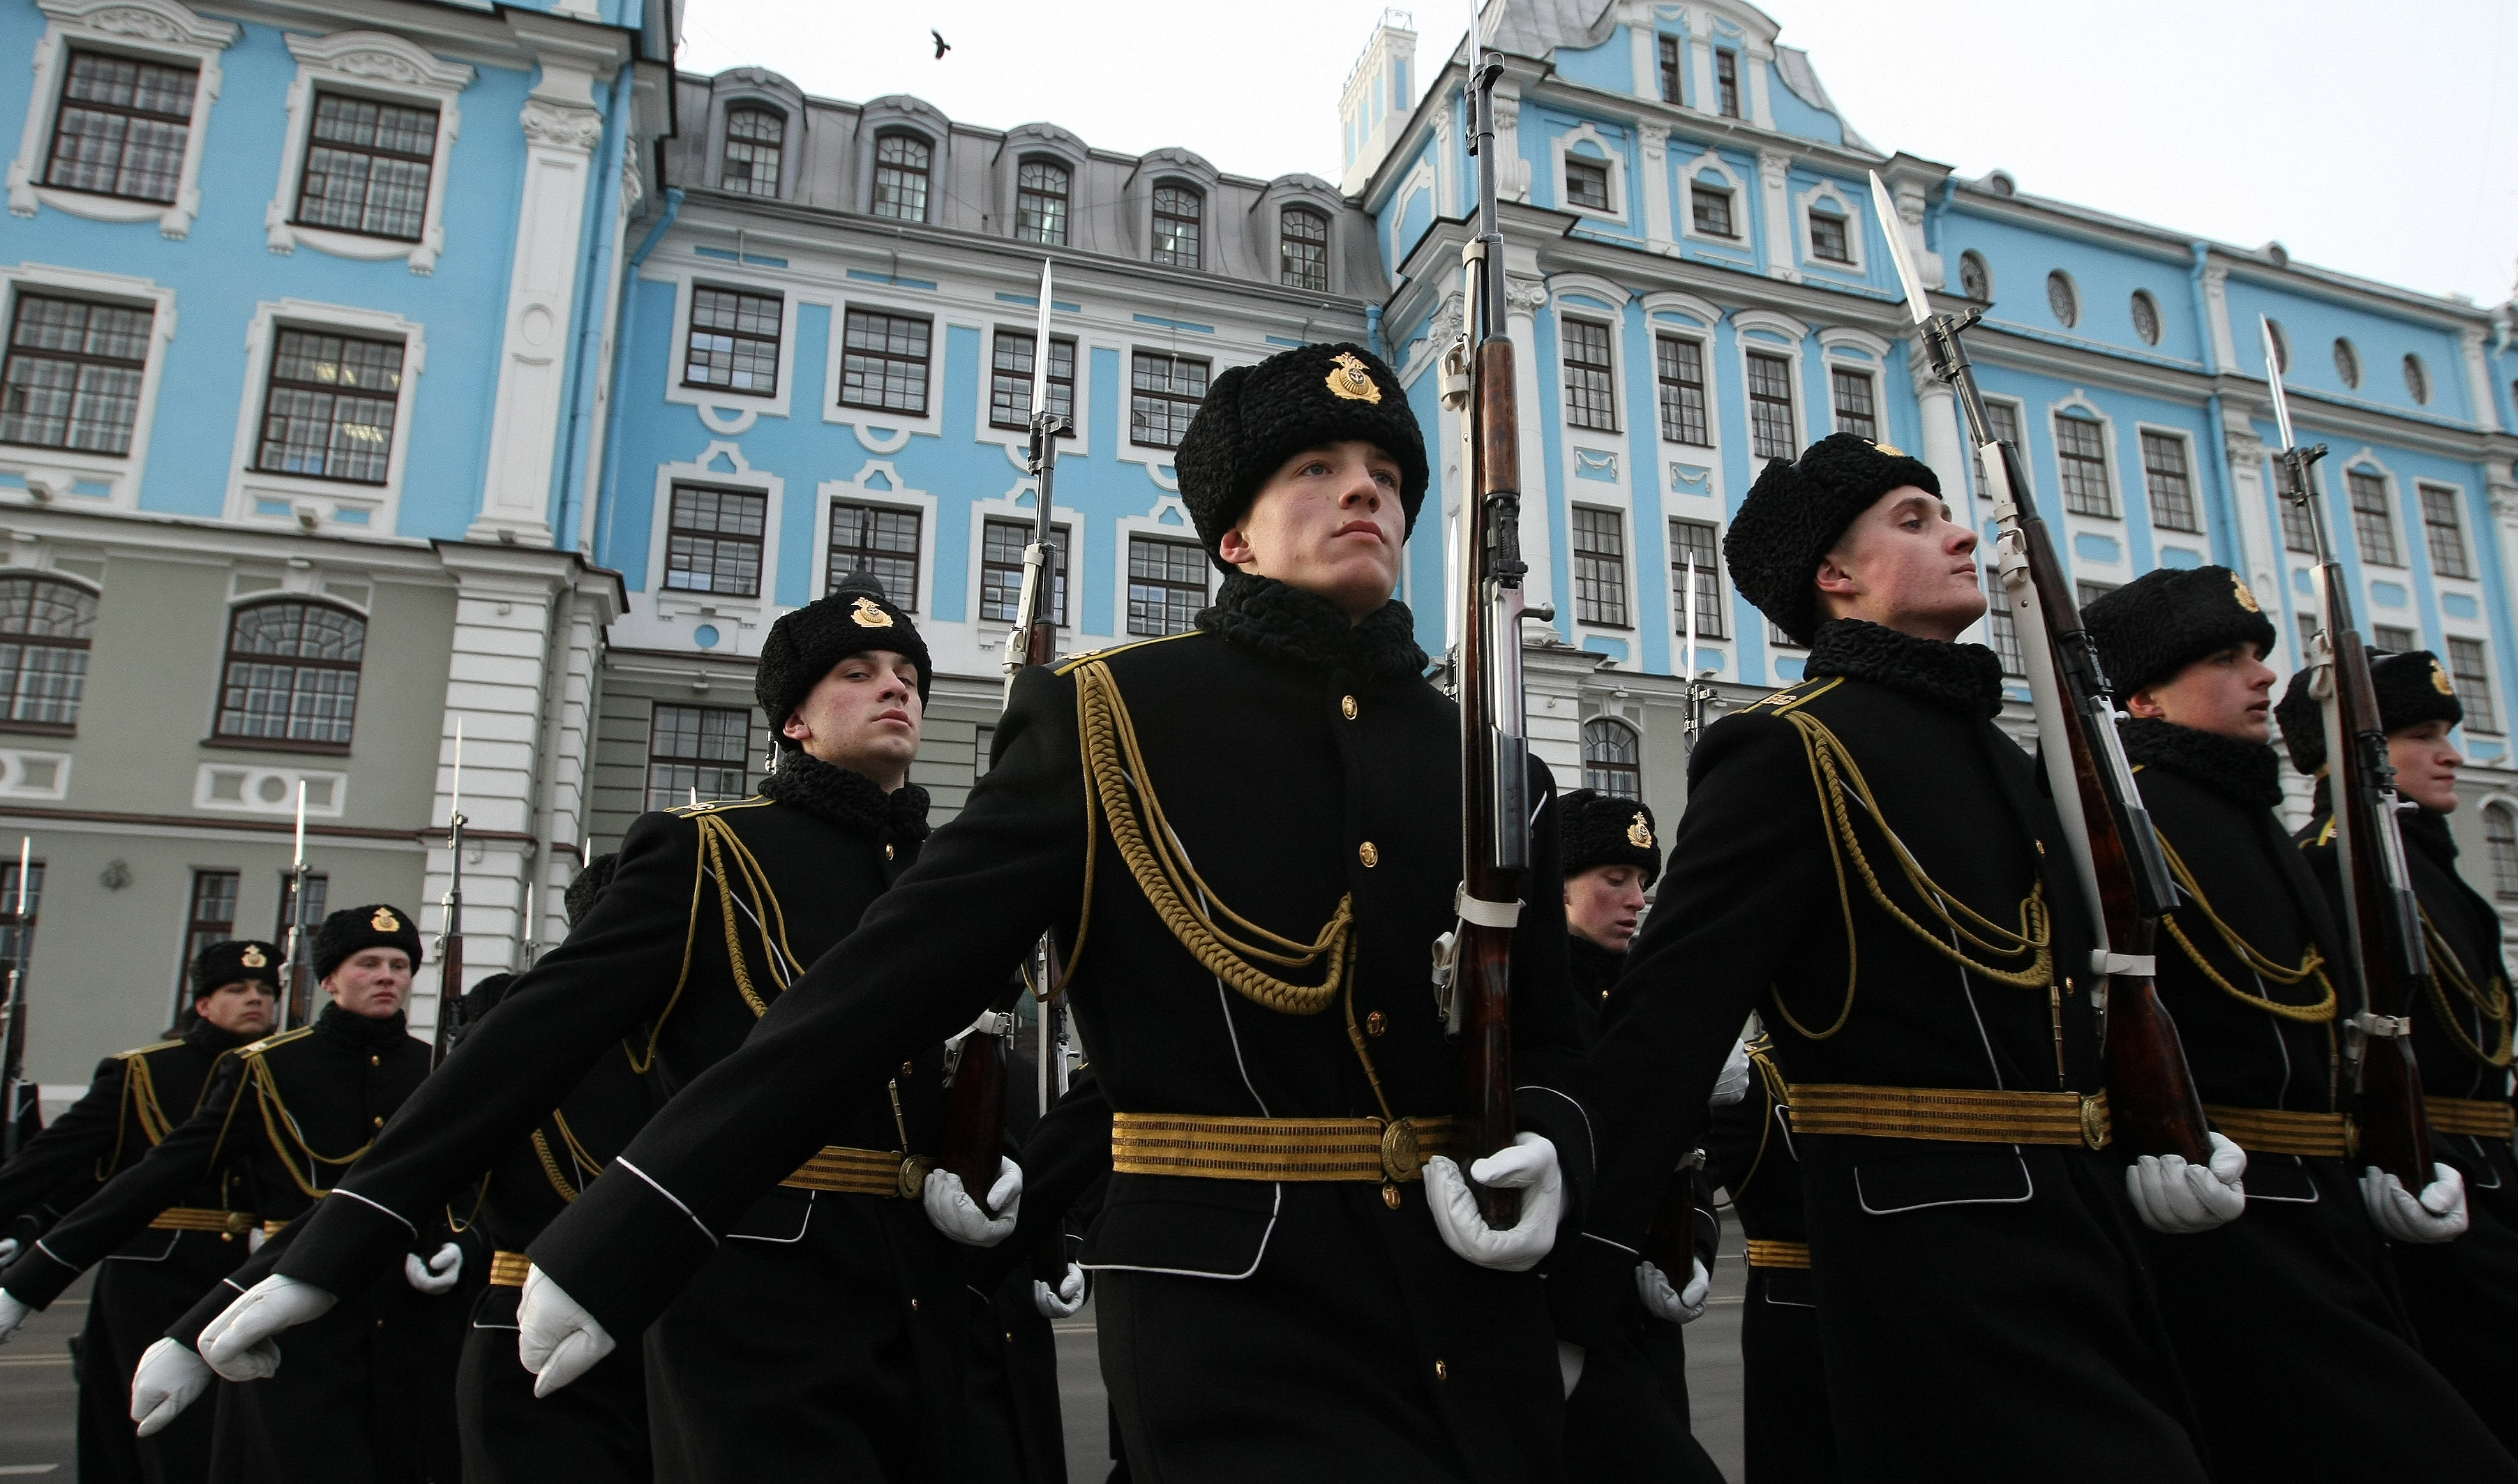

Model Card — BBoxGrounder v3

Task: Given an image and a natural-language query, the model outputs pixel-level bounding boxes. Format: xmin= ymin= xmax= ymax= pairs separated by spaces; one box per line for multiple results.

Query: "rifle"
xmin=283 ymin=781 xmax=313 ymax=1031
xmin=1867 ymin=173 xmax=2210 ymax=1163
xmin=2261 ymin=317 xmax=2431 ymax=1187
xmin=433 ymin=721 xmax=467 ymax=1068
xmin=1 ymin=838 xmax=32 ymax=1159
xmin=1430 ymin=42 xmax=1532 ymax=1228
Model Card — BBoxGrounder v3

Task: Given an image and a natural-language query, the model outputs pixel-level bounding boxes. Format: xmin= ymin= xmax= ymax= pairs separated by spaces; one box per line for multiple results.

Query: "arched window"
xmin=1582 ymin=717 xmax=1642 ymax=800
xmin=1151 ymin=181 xmax=1202 ymax=267
xmin=872 ymin=131 xmax=931 ymax=222
xmin=720 ymin=106 xmax=784 ymax=197
xmin=1280 ymin=207 xmax=1329 ymax=291
xmin=0 ymin=576 xmax=97 ymax=730
xmin=1957 ymin=250 xmax=1990 ymax=302
xmin=2045 ymin=271 xmax=2078 ymax=329
xmin=2129 ymin=290 xmax=2159 ymax=346
xmin=2333 ymin=338 xmax=2361 ymax=389
xmin=1016 ymin=157 xmax=1069 ymax=245
xmin=216 ymin=601 xmax=365 ymax=747
xmin=2486 ymin=803 xmax=2518 ymax=901
xmin=2404 ymin=354 xmax=2431 ymax=405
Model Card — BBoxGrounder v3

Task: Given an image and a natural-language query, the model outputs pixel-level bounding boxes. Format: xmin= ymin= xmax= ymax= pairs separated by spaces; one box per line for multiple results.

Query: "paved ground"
xmin=0 ymin=1268 xmax=79 ymax=1477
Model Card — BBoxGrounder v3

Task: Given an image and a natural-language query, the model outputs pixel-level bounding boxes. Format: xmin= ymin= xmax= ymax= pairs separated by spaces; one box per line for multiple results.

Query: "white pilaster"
xmin=1757 ymin=150 xmax=1795 ymax=282
xmin=1522 ymin=643 xmax=1594 ymax=782
xmin=1910 ymin=350 xmax=1968 ymax=509
xmin=1744 ymin=44 xmax=1774 ymax=130
xmin=1638 ymin=123 xmax=1673 ymax=250
xmin=1504 ymin=268 xmax=1554 ymax=620
xmin=1431 ymin=107 xmax=1458 ymax=220
xmin=2459 ymin=327 xmax=2500 ymax=433
xmin=2221 ymin=420 xmax=2286 ymax=638
xmin=2201 ymin=262 xmax=2238 ymax=373
xmin=1492 ymin=83 xmax=1530 ymax=204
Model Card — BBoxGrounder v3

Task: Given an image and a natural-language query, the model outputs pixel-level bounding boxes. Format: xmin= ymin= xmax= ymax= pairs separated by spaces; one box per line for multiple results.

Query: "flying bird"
xmin=932 ymin=29 xmax=950 ymax=59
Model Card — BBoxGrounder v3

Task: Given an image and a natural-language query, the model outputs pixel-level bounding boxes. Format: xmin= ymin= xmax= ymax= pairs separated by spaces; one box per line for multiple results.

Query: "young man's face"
xmin=2388 ymin=718 xmax=2461 ymax=813
xmin=1813 ymin=488 xmax=1986 ymax=642
xmin=781 ymin=650 xmax=924 ymax=788
xmin=2129 ymin=643 xmax=2276 ymax=743
xmin=325 ymin=947 xmax=412 ymax=1020
xmin=1216 ymin=440 xmax=1406 ymax=622
xmin=1564 ymin=864 xmax=1649 ymax=952
xmin=196 ymin=979 xmax=276 ymax=1037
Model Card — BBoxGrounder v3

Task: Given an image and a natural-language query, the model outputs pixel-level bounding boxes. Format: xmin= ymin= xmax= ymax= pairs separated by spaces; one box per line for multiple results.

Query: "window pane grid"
xmin=1582 ymin=718 xmax=1641 ymax=800
xmin=181 ymin=868 xmax=238 ymax=994
xmin=2449 ymin=637 xmax=2498 ymax=734
xmin=1690 ymin=184 xmax=1733 ymax=237
xmin=45 ymin=50 xmax=196 ymax=204
xmin=989 ymin=331 xmax=1075 ymax=430
xmin=1130 ymin=352 xmax=1207 ymax=449
xmin=1280 ymin=208 xmax=1328 ymax=291
xmin=872 ymin=133 xmax=930 ymax=221
xmin=0 ymin=576 xmax=97 ymax=728
xmin=1564 ymin=158 xmax=1608 ymax=212
xmin=1669 ymin=519 xmax=1726 ymax=640
xmin=2487 ymin=809 xmax=2518 ymax=900
xmin=254 ymin=331 xmax=403 ymax=484
xmin=1127 ymin=537 xmax=1206 ymax=636
xmin=1829 ymin=368 xmax=1875 ymax=441
xmin=1655 ymin=336 xmax=1708 ymax=446
xmin=2420 ymin=485 xmax=2471 ymax=578
xmin=721 ymin=107 xmax=783 ymax=197
xmin=684 ymin=286 xmax=781 ymax=397
xmin=646 ymin=703 xmax=750 ymax=811
xmin=273 ymin=871 xmax=326 ymax=945
xmin=1571 ymin=507 xmax=1628 ymax=627
xmin=826 ymin=502 xmax=922 ymax=610
xmin=2141 ymin=431 xmax=2197 ymax=532
xmin=0 ymin=860 xmax=40 ymax=966
xmin=839 ymin=310 xmax=931 ymax=414
xmin=1657 ymin=36 xmax=1681 ymax=103
xmin=1972 ymin=401 xmax=2022 ymax=499
xmin=293 ymin=93 xmax=437 ymax=241
xmin=2348 ymin=470 xmax=2399 ymax=567
xmin=1984 ymin=574 xmax=2025 ymax=676
xmin=1016 ymin=158 xmax=1069 ymax=245
xmin=1746 ymin=352 xmax=1795 ymax=460
xmin=1561 ymin=321 xmax=1616 ymax=432
xmin=1714 ymin=50 xmax=1740 ymax=117
xmin=1 ymin=294 xmax=151 ymax=454
xmin=664 ymin=486 xmax=765 ymax=597
xmin=216 ymin=601 xmax=365 ymax=745
xmin=981 ymin=519 xmax=1070 ymax=627
xmin=1809 ymin=211 xmax=1850 ymax=264
xmin=1151 ymin=183 xmax=1202 ymax=267
xmin=2054 ymin=414 xmax=2113 ymax=517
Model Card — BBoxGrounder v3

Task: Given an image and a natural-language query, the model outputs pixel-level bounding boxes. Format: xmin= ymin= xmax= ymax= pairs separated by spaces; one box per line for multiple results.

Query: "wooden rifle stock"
xmin=940 ymin=984 xmax=1019 ymax=1214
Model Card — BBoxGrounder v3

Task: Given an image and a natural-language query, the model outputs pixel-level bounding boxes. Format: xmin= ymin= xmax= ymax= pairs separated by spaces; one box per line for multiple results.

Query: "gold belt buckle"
xmin=897 ymin=1155 xmax=931 ymax=1201
xmin=2078 ymin=1093 xmax=2107 ymax=1151
xmin=1378 ymin=1118 xmax=1423 ymax=1183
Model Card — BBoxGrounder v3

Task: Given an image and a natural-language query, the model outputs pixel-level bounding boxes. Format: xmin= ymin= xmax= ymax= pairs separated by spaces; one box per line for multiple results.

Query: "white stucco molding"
xmin=264 ymin=31 xmax=473 ymax=274
xmin=1549 ymin=120 xmax=1631 ymax=230
xmin=223 ymin=297 xmax=427 ymax=537
xmin=0 ymin=261 xmax=177 ymax=511
xmin=8 ymin=0 xmax=237 ymax=239
xmin=1794 ymin=177 xmax=1865 ymax=276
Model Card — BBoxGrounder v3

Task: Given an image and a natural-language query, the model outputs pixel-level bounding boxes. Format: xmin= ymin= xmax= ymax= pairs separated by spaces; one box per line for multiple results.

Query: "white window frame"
xmin=2131 ymin=421 xmax=2205 ymax=540
xmin=8 ymin=0 xmax=237 ymax=239
xmin=825 ymin=297 xmax=946 ymax=442
xmin=1731 ymin=310 xmax=1810 ymax=461
xmin=664 ymin=271 xmax=800 ymax=430
xmin=647 ymin=441 xmax=785 ymax=651
xmin=262 ymin=31 xmax=472 ymax=275
xmin=223 ymin=298 xmax=427 ymax=536
xmin=1549 ymin=121 xmax=1629 ymax=228
xmin=816 ymin=461 xmax=937 ymax=611
xmin=1796 ymin=179 xmax=1865 ymax=275
xmin=1668 ymin=512 xmax=1733 ymax=670
xmin=1115 ymin=511 xmax=1211 ymax=641
xmin=1675 ymin=148 xmax=1748 ymax=250
xmin=0 ymin=262 xmax=177 ymax=510
xmin=706 ymin=89 xmax=797 ymax=202
xmin=2048 ymin=390 xmax=2124 ymax=534
xmin=1815 ymin=327 xmax=1891 ymax=439
xmin=1553 ymin=280 xmax=1628 ymax=442
xmin=1641 ymin=292 xmax=1725 ymax=465
xmin=966 ymin=490 xmax=1085 ymax=653
xmin=972 ymin=322 xmax=1093 ymax=462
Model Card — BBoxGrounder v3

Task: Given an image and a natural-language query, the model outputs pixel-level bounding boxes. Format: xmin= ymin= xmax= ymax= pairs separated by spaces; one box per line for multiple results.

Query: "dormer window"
xmin=1151 ymin=181 xmax=1201 ymax=268
xmin=1564 ymin=157 xmax=1608 ymax=212
xmin=1809 ymin=209 xmax=1850 ymax=263
xmin=1714 ymin=50 xmax=1741 ymax=118
xmin=1016 ymin=157 xmax=1068 ymax=245
xmin=1690 ymin=183 xmax=1734 ymax=238
xmin=873 ymin=131 xmax=931 ymax=223
xmin=721 ymin=107 xmax=784 ymax=197
xmin=1280 ymin=207 xmax=1328 ymax=291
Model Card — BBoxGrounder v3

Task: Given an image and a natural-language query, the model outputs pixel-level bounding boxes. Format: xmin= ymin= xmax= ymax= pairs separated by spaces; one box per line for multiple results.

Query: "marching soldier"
xmin=520 ymin=342 xmax=1594 ymax=1484
xmin=2081 ymin=569 xmax=2515 ymax=1481
xmin=0 ymin=940 xmax=276 ymax=1482
xmin=1567 ymin=435 xmax=2219 ymax=1481
xmin=2282 ymin=649 xmax=2518 ymax=1452
xmin=188 ymin=578 xmax=1022 ymax=1481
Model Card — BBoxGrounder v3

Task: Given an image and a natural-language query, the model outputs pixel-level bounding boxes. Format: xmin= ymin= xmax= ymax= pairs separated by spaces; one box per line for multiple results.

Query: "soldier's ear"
xmin=1216 ymin=525 xmax=1257 ymax=569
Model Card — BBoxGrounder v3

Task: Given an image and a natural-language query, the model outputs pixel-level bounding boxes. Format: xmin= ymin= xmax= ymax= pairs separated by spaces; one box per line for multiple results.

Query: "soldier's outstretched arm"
xmin=0 ymin=1054 xmax=132 ymax=1239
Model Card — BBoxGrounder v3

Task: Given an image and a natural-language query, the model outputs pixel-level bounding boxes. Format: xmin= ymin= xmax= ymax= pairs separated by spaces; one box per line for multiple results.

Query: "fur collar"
xmin=1806 ymin=620 xmax=2005 ymax=719
xmin=760 ymin=751 xmax=931 ymax=842
xmin=1567 ymin=935 xmax=1627 ymax=999
xmin=183 ymin=1019 xmax=252 ymax=1054
xmin=314 ymin=1001 xmax=410 ymax=1052
xmin=2400 ymin=804 xmax=2458 ymax=864
xmin=2119 ymin=718 xmax=2284 ymax=809
xmin=1196 ymin=572 xmax=1429 ymax=684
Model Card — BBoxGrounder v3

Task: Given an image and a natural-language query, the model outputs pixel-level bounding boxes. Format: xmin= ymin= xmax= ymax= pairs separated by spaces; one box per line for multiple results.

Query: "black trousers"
xmin=1559 ymin=1315 xmax=1725 ymax=1484
xmin=455 ymin=1282 xmax=647 ymax=1484
xmin=206 ymin=1270 xmax=460 ymax=1484
xmin=2394 ymin=1139 xmax=2518 ymax=1456
xmin=963 ymin=1261 xmax=1067 ymax=1484
xmin=80 ymin=1241 xmax=240 ymax=1484
xmin=1740 ymin=1265 xmax=1838 ymax=1484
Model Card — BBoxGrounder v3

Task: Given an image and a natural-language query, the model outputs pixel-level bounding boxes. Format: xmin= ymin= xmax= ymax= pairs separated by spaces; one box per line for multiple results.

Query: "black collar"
xmin=1567 ymin=934 xmax=1627 ymax=996
xmin=314 ymin=1001 xmax=410 ymax=1052
xmin=183 ymin=1019 xmax=251 ymax=1055
xmin=2118 ymin=719 xmax=2284 ymax=809
xmin=2401 ymin=805 xmax=2458 ymax=864
xmin=1806 ymin=620 xmax=2005 ymax=719
xmin=1195 ymin=572 xmax=1429 ymax=684
xmin=759 ymin=751 xmax=931 ymax=843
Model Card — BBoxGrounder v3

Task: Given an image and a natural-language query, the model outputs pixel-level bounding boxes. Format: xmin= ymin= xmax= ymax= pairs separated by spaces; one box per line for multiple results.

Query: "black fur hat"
xmin=2081 ymin=566 xmax=2276 ymax=698
xmin=314 ymin=904 xmax=423 ymax=982
xmin=1173 ymin=342 xmax=1427 ymax=570
xmin=564 ymin=852 xmax=619 ymax=929
xmin=1559 ymin=788 xmax=1663 ymax=889
xmin=756 ymin=572 xmax=931 ymax=751
xmin=1724 ymin=433 xmax=1942 ymax=647
xmin=193 ymin=939 xmax=283 ymax=999
xmin=2275 ymin=648 xmax=2463 ymax=775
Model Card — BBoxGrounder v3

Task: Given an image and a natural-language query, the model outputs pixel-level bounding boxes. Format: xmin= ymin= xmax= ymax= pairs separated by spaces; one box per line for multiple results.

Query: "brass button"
xmin=885 ymin=843 xmax=897 ymax=860
xmin=1365 ymin=1011 xmax=1387 ymax=1037
xmin=1434 ymin=1358 xmax=1448 ymax=1381
xmin=372 ymin=1116 xmax=384 ymax=1127
xmin=909 ymin=1297 xmax=920 ymax=1312
xmin=1358 ymin=841 xmax=1379 ymax=868
xmin=1341 ymin=695 xmax=1358 ymax=720
xmin=368 ymin=1055 xmax=379 ymax=1067
xmin=1381 ymin=1183 xmax=1401 ymax=1209
xmin=901 ymin=1060 xmax=915 ymax=1077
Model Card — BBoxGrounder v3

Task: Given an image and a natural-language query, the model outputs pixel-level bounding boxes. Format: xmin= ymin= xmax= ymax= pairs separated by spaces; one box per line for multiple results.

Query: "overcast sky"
xmin=677 ymin=0 xmax=2517 ymax=308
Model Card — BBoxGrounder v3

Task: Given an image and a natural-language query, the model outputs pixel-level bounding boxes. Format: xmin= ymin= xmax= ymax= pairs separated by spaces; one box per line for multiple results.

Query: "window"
xmin=838 ymin=309 xmax=931 ymax=415
xmin=2420 ymin=485 xmax=2471 ymax=579
xmin=974 ymin=723 xmax=996 ymax=780
xmin=2348 ymin=470 xmax=2399 ymax=567
xmin=2129 ymin=291 xmax=2160 ymax=346
xmin=2141 ymin=432 xmax=2196 ymax=532
xmin=645 ymin=704 xmax=749 ymax=812
xmin=1280 ymin=207 xmax=1329 ymax=292
xmin=2449 ymin=638 xmax=2498 ymax=733
xmin=216 ymin=601 xmax=364 ymax=747
xmin=1714 ymin=50 xmax=1740 ymax=118
xmin=2046 ymin=271 xmax=2078 ymax=329
xmin=1690 ymin=183 xmax=1734 ymax=238
xmin=181 ymin=869 xmax=238 ymax=993
xmin=1670 ymin=518 xmax=1726 ymax=640
xmin=1016 ymin=157 xmax=1069 ymax=245
xmin=1130 ymin=352 xmax=1207 ymax=449
xmin=253 ymin=331 xmax=402 ymax=484
xmin=44 ymin=50 xmax=196 ymax=204
xmin=1655 ymin=336 xmax=1708 ymax=446
xmin=2333 ymin=338 xmax=2360 ymax=389
xmin=1829 ymin=368 xmax=1876 ymax=441
xmin=2281 ymin=490 xmax=2318 ymax=554
xmin=1809 ymin=210 xmax=1850 ymax=264
xmin=1766 ymin=617 xmax=1799 ymax=650
xmin=1571 ymin=507 xmax=1628 ymax=627
xmin=981 ymin=518 xmax=1070 ymax=627
xmin=2295 ymin=610 xmax=2320 ymax=660
xmin=1657 ymin=35 xmax=1681 ymax=103
xmin=1127 ymin=535 xmax=1207 ymax=636
xmin=988 ymin=331 xmax=1075 ymax=430
xmin=2403 ymin=354 xmax=2430 ymax=405
xmin=2076 ymin=580 xmax=2118 ymax=608
xmin=273 ymin=870 xmax=326 ymax=950
xmin=871 ymin=132 xmax=931 ymax=222
xmin=1746 ymin=351 xmax=1795 ymax=460
xmin=826 ymin=502 xmax=921 ymax=610
xmin=1563 ymin=157 xmax=1608 ymax=213
xmin=2263 ymin=319 xmax=2288 ymax=373
xmin=663 ymin=486 xmax=766 ymax=597
xmin=1974 ymin=400 xmax=2023 ymax=498
xmin=1958 ymin=250 xmax=1990 ymax=301
xmin=1561 ymin=320 xmax=1616 ymax=432
xmin=0 ymin=293 xmax=151 ymax=454
xmin=2054 ymin=412 xmax=2113 ymax=517
xmin=292 ymin=93 xmax=437 ymax=241
xmin=0 ymin=856 xmax=39 ymax=968
xmin=720 ymin=106 xmax=783 ymax=197
xmin=1151 ymin=182 xmax=1203 ymax=267
xmin=0 ymin=576 xmax=97 ymax=730
xmin=1983 ymin=574 xmax=2025 ymax=675
xmin=2486 ymin=807 xmax=2518 ymax=901
xmin=1582 ymin=718 xmax=1641 ymax=800
xmin=2371 ymin=624 xmax=2418 ymax=654
xmin=684 ymin=286 xmax=781 ymax=397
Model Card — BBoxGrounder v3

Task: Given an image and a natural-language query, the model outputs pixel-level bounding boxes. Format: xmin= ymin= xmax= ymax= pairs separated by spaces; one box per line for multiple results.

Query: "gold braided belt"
xmin=1111 ymin=1113 xmax=1461 ymax=1185
xmin=1746 ymin=1239 xmax=1812 ymax=1270
xmin=2203 ymin=1104 xmax=2355 ymax=1158
xmin=779 ymin=1144 xmax=929 ymax=1200
xmin=147 ymin=1207 xmax=255 ymax=1238
xmin=2426 ymin=1096 xmax=2517 ymax=1141
xmin=1788 ymin=1084 xmax=2111 ymax=1151
xmin=488 ymin=1251 xmax=532 ymax=1288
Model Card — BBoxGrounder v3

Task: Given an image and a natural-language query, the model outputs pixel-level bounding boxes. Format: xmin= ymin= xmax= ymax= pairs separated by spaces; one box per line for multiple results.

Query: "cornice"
xmin=200 ymin=0 xmax=636 ymax=75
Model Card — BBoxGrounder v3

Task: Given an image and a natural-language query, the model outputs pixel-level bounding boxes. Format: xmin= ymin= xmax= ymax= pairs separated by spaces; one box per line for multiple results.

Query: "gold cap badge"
xmin=2231 ymin=575 xmax=2261 ymax=613
xmin=1627 ymin=812 xmax=1654 ymax=849
xmin=1873 ymin=442 xmax=1907 ymax=458
xmin=240 ymin=945 xmax=267 ymax=969
xmin=370 ymin=908 xmax=401 ymax=933
xmin=2433 ymin=660 xmax=2457 ymax=696
xmin=1326 ymin=351 xmax=1382 ymax=404
xmin=850 ymin=596 xmax=894 ymax=629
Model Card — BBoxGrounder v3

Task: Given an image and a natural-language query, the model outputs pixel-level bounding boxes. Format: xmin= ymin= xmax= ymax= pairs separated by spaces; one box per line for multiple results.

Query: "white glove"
xmin=1710 ymin=1038 xmax=1752 ymax=1107
xmin=200 ymin=1275 xmax=336 ymax=1381
xmin=130 ymin=1338 xmax=215 ymax=1436
xmin=1637 ymin=1256 xmax=1711 ymax=1323
xmin=517 ymin=1266 xmax=615 ymax=1397
xmin=403 ymin=1242 xmax=463 ymax=1295
xmin=0 ymin=1289 xmax=25 ymax=1345
xmin=922 ymin=1162 xmax=1022 ymax=1247
xmin=2363 ymin=1163 xmax=2469 ymax=1244
xmin=0 ymin=1236 xmax=18 ymax=1265
xmin=2125 ymin=1131 xmax=2248 ymax=1235
xmin=1555 ymin=1340 xmax=1585 ymax=1399
xmin=1423 ymin=1133 xmax=1564 ymax=1273
xmin=1033 ymin=1261 xmax=1085 ymax=1319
